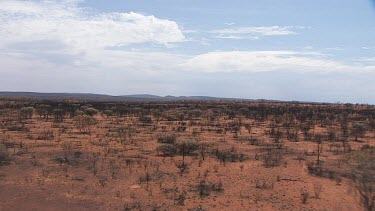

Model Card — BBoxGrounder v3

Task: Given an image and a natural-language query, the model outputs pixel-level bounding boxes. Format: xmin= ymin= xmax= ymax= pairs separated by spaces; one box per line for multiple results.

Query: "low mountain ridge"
xmin=0 ymin=92 xmax=256 ymax=102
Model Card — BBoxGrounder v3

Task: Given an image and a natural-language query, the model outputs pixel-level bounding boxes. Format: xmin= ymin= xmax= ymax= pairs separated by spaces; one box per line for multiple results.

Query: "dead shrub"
xmin=301 ymin=189 xmax=310 ymax=204
xmin=0 ymin=144 xmax=10 ymax=165
xmin=314 ymin=184 xmax=322 ymax=199
xmin=196 ymin=179 xmax=224 ymax=198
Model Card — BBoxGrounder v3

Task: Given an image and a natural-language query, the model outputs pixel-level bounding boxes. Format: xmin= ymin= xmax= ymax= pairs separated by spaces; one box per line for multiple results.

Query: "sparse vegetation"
xmin=0 ymin=98 xmax=373 ymax=210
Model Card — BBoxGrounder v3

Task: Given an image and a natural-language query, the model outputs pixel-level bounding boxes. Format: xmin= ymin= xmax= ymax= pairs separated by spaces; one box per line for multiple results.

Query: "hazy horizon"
xmin=1 ymin=0 xmax=375 ymax=104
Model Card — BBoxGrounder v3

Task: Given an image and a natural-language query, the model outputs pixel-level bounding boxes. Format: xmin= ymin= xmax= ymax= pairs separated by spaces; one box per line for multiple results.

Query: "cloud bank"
xmin=2 ymin=0 xmax=370 ymax=74
xmin=0 ymin=0 xmax=185 ymax=51
xmin=183 ymin=51 xmax=375 ymax=73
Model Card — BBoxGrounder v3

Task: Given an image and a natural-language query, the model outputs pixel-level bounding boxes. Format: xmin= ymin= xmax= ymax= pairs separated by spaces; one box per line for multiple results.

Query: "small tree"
xmin=315 ymin=133 xmax=324 ymax=165
xmin=52 ymin=109 xmax=64 ymax=122
xmin=84 ymin=108 xmax=99 ymax=117
xmin=73 ymin=115 xmax=96 ymax=133
xmin=139 ymin=116 xmax=153 ymax=125
xmin=351 ymin=149 xmax=374 ymax=211
xmin=157 ymin=144 xmax=177 ymax=157
xmin=19 ymin=106 xmax=34 ymax=120
xmin=176 ymin=139 xmax=199 ymax=164
xmin=351 ymin=123 xmax=368 ymax=142
xmin=340 ymin=113 xmax=349 ymax=137
xmin=36 ymin=104 xmax=51 ymax=120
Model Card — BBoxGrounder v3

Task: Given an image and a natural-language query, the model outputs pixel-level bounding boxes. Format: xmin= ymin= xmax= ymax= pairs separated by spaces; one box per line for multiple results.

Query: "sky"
xmin=0 ymin=0 xmax=375 ymax=103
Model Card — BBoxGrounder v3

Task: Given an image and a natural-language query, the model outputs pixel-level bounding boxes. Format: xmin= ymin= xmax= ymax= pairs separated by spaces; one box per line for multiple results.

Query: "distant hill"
xmin=0 ymin=92 xmax=333 ymax=104
xmin=0 ymin=92 xmax=258 ymax=102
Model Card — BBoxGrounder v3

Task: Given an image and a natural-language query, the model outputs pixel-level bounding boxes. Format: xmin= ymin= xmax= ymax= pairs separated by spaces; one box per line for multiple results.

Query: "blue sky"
xmin=0 ymin=0 xmax=375 ymax=103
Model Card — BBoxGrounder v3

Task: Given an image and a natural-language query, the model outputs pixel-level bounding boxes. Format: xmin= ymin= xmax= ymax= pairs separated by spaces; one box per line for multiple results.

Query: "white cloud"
xmin=325 ymin=47 xmax=344 ymax=51
xmin=356 ymin=57 xmax=375 ymax=63
xmin=0 ymin=0 xmax=188 ymax=80
xmin=211 ymin=26 xmax=298 ymax=40
xmin=361 ymin=46 xmax=375 ymax=50
xmin=182 ymin=51 xmax=375 ymax=73
xmin=0 ymin=0 xmax=185 ymax=52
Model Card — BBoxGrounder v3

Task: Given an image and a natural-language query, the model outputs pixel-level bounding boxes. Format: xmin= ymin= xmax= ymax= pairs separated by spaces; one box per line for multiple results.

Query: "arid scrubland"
xmin=0 ymin=98 xmax=374 ymax=211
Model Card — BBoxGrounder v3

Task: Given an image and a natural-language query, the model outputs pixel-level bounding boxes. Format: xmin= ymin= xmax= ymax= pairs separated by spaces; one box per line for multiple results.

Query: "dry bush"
xmin=314 ymin=184 xmax=322 ymax=199
xmin=139 ymin=116 xmax=153 ymax=125
xmin=73 ymin=115 xmax=96 ymax=133
xmin=7 ymin=124 xmax=29 ymax=132
xmin=175 ymin=139 xmax=199 ymax=158
xmin=157 ymin=144 xmax=177 ymax=157
xmin=255 ymin=179 xmax=274 ymax=190
xmin=175 ymin=190 xmax=187 ymax=206
xmin=138 ymin=172 xmax=152 ymax=185
xmin=214 ymin=147 xmax=245 ymax=165
xmin=109 ymin=159 xmax=120 ymax=179
xmin=196 ymin=179 xmax=224 ymax=198
xmin=351 ymin=122 xmax=368 ymax=142
xmin=306 ymin=161 xmax=336 ymax=179
xmin=19 ymin=107 xmax=34 ymax=119
xmin=174 ymin=160 xmax=190 ymax=176
xmin=0 ymin=143 xmax=10 ymax=165
xmin=346 ymin=148 xmax=375 ymax=211
xmin=157 ymin=134 xmax=176 ymax=144
xmin=98 ymin=176 xmax=108 ymax=187
xmin=37 ymin=130 xmax=54 ymax=140
xmin=263 ymin=148 xmax=283 ymax=168
xmin=301 ymin=189 xmax=310 ymax=204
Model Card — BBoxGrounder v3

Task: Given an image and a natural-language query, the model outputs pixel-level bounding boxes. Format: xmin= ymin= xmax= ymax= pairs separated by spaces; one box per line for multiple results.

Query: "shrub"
xmin=175 ymin=139 xmax=199 ymax=157
xmin=314 ymin=184 xmax=322 ymax=199
xmin=52 ymin=109 xmax=64 ymax=122
xmin=361 ymin=144 xmax=374 ymax=151
xmin=196 ymin=179 xmax=224 ymax=198
xmin=157 ymin=135 xmax=176 ymax=144
xmin=103 ymin=110 xmax=113 ymax=116
xmin=157 ymin=144 xmax=177 ymax=157
xmin=255 ymin=179 xmax=274 ymax=189
xmin=73 ymin=115 xmax=96 ymax=133
xmin=212 ymin=180 xmax=224 ymax=192
xmin=7 ymin=125 xmax=29 ymax=132
xmin=197 ymin=180 xmax=211 ymax=198
xmin=215 ymin=148 xmax=245 ymax=165
xmin=0 ymin=144 xmax=10 ymax=165
xmin=301 ymin=189 xmax=310 ymax=204
xmin=351 ymin=123 xmax=368 ymax=142
xmin=175 ymin=160 xmax=190 ymax=176
xmin=84 ymin=108 xmax=99 ymax=116
xmin=139 ymin=116 xmax=153 ymax=125
xmin=263 ymin=149 xmax=283 ymax=167
xmin=347 ymin=148 xmax=375 ymax=211
xmin=307 ymin=161 xmax=336 ymax=178
xmin=175 ymin=190 xmax=187 ymax=206
xmin=37 ymin=130 xmax=54 ymax=140
xmin=19 ymin=106 xmax=34 ymax=119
